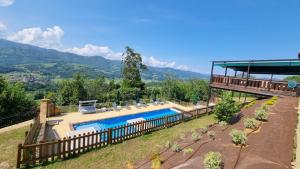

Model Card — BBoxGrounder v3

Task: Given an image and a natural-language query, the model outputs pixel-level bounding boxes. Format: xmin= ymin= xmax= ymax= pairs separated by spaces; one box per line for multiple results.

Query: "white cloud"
xmin=64 ymin=45 xmax=189 ymax=71
xmin=6 ymin=26 xmax=64 ymax=49
xmin=5 ymin=25 xmax=191 ymax=71
xmin=0 ymin=22 xmax=7 ymax=31
xmin=143 ymin=56 xmax=190 ymax=71
xmin=0 ymin=0 xmax=15 ymax=6
xmin=64 ymin=44 xmax=123 ymax=60
xmin=0 ymin=22 xmax=7 ymax=37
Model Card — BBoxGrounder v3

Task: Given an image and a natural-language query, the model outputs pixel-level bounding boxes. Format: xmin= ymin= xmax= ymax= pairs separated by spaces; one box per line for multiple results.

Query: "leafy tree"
xmin=56 ymin=73 xmax=87 ymax=105
xmin=214 ymin=92 xmax=239 ymax=122
xmin=122 ymin=46 xmax=147 ymax=90
xmin=0 ymin=76 xmax=36 ymax=117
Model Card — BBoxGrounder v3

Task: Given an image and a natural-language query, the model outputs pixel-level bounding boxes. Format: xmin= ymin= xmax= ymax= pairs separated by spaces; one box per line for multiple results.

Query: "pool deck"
xmin=47 ymin=102 xmax=206 ymax=139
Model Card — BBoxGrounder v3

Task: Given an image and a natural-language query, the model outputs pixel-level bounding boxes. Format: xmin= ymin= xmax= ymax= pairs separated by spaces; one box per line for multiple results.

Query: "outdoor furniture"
xmin=112 ymin=102 xmax=122 ymax=111
xmin=79 ymin=100 xmax=97 ymax=114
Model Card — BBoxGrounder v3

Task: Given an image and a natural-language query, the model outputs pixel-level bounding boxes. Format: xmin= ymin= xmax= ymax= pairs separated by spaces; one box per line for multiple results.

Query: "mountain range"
xmin=0 ymin=39 xmax=208 ymax=82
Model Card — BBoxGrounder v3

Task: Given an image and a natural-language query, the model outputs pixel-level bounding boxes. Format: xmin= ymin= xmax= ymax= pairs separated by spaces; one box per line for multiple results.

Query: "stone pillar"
xmin=40 ymin=99 xmax=50 ymax=124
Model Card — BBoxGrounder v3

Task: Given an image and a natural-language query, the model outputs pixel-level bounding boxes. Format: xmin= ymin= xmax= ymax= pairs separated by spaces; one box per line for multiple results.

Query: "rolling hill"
xmin=0 ymin=39 xmax=208 ymax=82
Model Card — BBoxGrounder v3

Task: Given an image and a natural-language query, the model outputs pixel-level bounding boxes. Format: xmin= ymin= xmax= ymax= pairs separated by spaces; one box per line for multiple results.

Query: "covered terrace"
xmin=208 ymin=59 xmax=300 ymax=97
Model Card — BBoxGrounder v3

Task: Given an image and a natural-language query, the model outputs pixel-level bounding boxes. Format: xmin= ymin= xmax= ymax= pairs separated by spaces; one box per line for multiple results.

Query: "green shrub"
xmin=183 ymin=148 xmax=194 ymax=155
xmin=207 ymin=131 xmax=216 ymax=140
xmin=171 ymin=142 xmax=182 ymax=152
xmin=165 ymin=140 xmax=172 ymax=149
xmin=255 ymin=109 xmax=268 ymax=121
xmin=260 ymin=104 xmax=268 ymax=111
xmin=201 ymin=126 xmax=208 ymax=134
xmin=218 ymin=121 xmax=228 ymax=128
xmin=191 ymin=131 xmax=202 ymax=142
xmin=214 ymin=92 xmax=240 ymax=122
xmin=244 ymin=118 xmax=259 ymax=130
xmin=203 ymin=152 xmax=222 ymax=169
xmin=229 ymin=129 xmax=247 ymax=145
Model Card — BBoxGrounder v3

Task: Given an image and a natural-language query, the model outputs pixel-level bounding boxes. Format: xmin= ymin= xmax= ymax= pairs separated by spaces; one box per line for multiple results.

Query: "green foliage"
xmin=207 ymin=131 xmax=216 ymax=140
xmin=229 ymin=129 xmax=247 ymax=145
xmin=183 ymin=148 xmax=194 ymax=154
xmin=201 ymin=126 xmax=208 ymax=134
xmin=284 ymin=76 xmax=300 ymax=83
xmin=244 ymin=118 xmax=259 ymax=130
xmin=171 ymin=142 xmax=182 ymax=152
xmin=203 ymin=152 xmax=222 ymax=169
xmin=218 ymin=121 xmax=228 ymax=129
xmin=191 ymin=130 xmax=202 ymax=142
xmin=162 ymin=76 xmax=208 ymax=103
xmin=165 ymin=140 xmax=172 ymax=149
xmin=255 ymin=109 xmax=268 ymax=121
xmin=122 ymin=46 xmax=146 ymax=90
xmin=214 ymin=92 xmax=239 ymax=122
xmin=0 ymin=76 xmax=36 ymax=117
xmin=56 ymin=73 xmax=88 ymax=105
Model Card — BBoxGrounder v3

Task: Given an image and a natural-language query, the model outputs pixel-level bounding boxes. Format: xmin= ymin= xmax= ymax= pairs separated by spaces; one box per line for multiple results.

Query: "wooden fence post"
xmin=108 ymin=128 xmax=112 ymax=145
xmin=181 ymin=113 xmax=184 ymax=122
xmin=16 ymin=144 xmax=22 ymax=168
xmin=57 ymin=139 xmax=61 ymax=159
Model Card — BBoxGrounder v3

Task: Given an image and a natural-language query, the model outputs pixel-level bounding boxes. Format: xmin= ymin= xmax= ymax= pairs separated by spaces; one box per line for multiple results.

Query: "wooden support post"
xmin=206 ymin=61 xmax=215 ymax=114
xmin=245 ymin=62 xmax=251 ymax=88
xmin=224 ymin=67 xmax=228 ymax=85
xmin=238 ymin=92 xmax=241 ymax=102
xmin=244 ymin=93 xmax=247 ymax=103
xmin=268 ymin=74 xmax=273 ymax=91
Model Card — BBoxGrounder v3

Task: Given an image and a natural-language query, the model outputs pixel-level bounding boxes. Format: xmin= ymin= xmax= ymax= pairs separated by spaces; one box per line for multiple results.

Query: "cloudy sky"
xmin=0 ymin=0 xmax=300 ymax=73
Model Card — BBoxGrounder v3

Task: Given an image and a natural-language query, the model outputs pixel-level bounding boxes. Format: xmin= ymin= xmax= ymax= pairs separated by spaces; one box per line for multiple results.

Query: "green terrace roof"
xmin=214 ymin=60 xmax=300 ymax=75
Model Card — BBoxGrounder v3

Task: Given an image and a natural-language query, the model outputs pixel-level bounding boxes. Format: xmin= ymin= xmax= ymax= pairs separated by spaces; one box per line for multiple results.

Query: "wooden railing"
xmin=211 ymin=75 xmax=299 ymax=94
xmin=16 ymin=107 xmax=212 ymax=168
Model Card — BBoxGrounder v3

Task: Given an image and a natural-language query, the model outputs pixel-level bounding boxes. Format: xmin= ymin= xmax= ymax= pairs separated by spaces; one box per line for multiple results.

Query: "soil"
xmin=135 ymin=96 xmax=298 ymax=169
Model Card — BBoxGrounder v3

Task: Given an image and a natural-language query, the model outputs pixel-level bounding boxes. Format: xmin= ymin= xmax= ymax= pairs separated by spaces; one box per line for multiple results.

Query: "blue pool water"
xmin=73 ymin=108 xmax=180 ymax=131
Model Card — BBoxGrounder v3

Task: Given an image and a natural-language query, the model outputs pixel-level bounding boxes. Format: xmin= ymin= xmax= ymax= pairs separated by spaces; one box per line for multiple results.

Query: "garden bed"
xmin=136 ymin=96 xmax=298 ymax=169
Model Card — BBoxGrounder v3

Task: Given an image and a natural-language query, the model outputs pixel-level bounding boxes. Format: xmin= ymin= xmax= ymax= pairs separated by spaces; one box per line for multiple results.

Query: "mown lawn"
xmin=0 ymin=115 xmax=216 ymax=169
xmin=0 ymin=126 xmax=29 ymax=169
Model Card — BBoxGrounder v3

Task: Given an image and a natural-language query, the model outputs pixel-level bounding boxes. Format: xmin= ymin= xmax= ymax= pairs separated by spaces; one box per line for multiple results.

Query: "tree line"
xmin=0 ymin=46 xmax=209 ymax=117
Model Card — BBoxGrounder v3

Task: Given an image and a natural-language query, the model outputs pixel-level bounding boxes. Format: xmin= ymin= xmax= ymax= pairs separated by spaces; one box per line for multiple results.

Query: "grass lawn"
xmin=0 ymin=114 xmax=216 ymax=169
xmin=0 ymin=126 xmax=29 ymax=169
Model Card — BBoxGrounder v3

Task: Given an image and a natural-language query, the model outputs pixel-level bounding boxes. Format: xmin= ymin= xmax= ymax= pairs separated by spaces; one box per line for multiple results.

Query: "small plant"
xmin=151 ymin=154 xmax=162 ymax=169
xmin=183 ymin=148 xmax=194 ymax=155
xmin=229 ymin=129 xmax=247 ymax=145
xmin=207 ymin=131 xmax=216 ymax=140
xmin=201 ymin=126 xmax=208 ymax=134
xmin=255 ymin=109 xmax=268 ymax=121
xmin=214 ymin=92 xmax=240 ymax=122
xmin=244 ymin=118 xmax=259 ymax=130
xmin=218 ymin=121 xmax=228 ymax=128
xmin=171 ymin=142 xmax=182 ymax=152
xmin=191 ymin=131 xmax=202 ymax=142
xmin=165 ymin=140 xmax=172 ymax=149
xmin=125 ymin=162 xmax=134 ymax=169
xmin=203 ymin=151 xmax=222 ymax=169
xmin=260 ymin=104 xmax=268 ymax=111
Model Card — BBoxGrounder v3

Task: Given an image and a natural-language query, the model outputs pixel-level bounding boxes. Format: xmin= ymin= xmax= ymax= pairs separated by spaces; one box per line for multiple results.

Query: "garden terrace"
xmin=209 ymin=59 xmax=300 ymax=97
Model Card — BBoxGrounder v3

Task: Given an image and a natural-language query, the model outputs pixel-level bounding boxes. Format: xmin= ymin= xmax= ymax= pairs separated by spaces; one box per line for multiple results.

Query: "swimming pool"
xmin=73 ymin=108 xmax=181 ymax=131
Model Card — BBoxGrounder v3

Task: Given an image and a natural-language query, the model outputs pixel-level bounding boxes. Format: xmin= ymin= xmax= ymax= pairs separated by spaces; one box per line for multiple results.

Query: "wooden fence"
xmin=16 ymin=107 xmax=212 ymax=168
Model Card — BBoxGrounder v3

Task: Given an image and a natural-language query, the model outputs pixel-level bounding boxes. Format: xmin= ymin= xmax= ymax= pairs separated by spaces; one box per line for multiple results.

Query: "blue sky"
xmin=0 ymin=0 xmax=300 ymax=73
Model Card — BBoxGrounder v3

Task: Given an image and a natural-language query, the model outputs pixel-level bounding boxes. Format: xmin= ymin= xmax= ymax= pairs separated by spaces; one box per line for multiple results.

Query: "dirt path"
xmin=136 ymin=97 xmax=298 ymax=169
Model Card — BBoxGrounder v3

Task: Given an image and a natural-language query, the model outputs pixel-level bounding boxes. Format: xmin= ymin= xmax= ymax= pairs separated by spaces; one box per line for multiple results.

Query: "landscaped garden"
xmin=0 ymin=114 xmax=216 ymax=169
xmin=134 ymin=95 xmax=298 ymax=169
